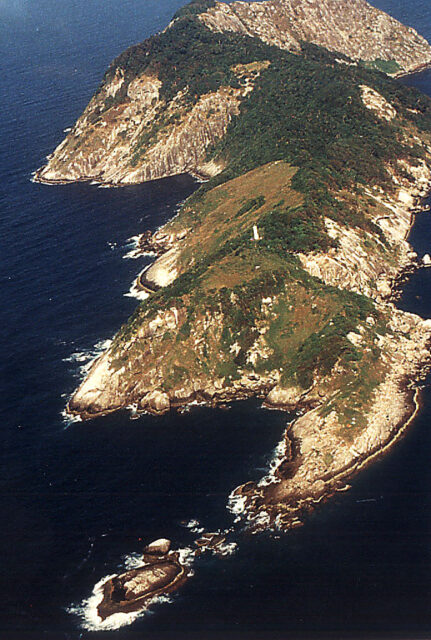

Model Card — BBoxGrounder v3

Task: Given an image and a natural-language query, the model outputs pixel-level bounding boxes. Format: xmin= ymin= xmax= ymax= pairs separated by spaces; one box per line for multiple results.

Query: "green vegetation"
xmin=362 ymin=58 xmax=401 ymax=75
xmin=102 ymin=18 xmax=279 ymax=105
xmin=203 ymin=41 xmax=431 ymax=220
xmin=236 ymin=195 xmax=266 ymax=217
xmin=259 ymin=204 xmax=333 ymax=255
xmin=100 ymin=9 xmax=431 ymax=215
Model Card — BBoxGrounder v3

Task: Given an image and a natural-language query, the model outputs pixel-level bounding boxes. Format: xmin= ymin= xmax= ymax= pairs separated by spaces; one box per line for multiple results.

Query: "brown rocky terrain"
xmin=199 ymin=0 xmax=431 ymax=73
xmin=34 ymin=60 xmax=271 ymax=186
xmin=34 ymin=1 xmax=431 ymax=188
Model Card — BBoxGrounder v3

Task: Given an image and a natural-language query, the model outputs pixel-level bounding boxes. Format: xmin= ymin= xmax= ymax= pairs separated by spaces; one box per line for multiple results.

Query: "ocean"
xmin=1 ymin=1 xmax=431 ymax=638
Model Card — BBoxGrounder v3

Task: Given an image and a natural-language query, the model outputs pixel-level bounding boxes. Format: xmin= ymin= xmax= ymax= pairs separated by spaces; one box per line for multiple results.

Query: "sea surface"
xmin=1 ymin=1 xmax=431 ymax=638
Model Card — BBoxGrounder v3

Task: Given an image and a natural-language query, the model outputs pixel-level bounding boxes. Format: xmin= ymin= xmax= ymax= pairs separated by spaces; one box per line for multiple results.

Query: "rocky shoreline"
xmin=230 ymin=382 xmax=424 ymax=532
xmin=92 ymin=532 xmax=238 ymax=623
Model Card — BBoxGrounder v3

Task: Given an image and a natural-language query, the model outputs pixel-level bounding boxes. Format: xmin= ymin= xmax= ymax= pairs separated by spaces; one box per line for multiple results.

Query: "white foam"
xmin=63 ymin=339 xmax=113 ymax=378
xmin=61 ymin=338 xmax=113 ymax=424
xmin=68 ymin=568 xmax=177 ymax=631
xmin=184 ymin=519 xmax=205 ymax=534
xmin=213 ymin=541 xmax=238 ymax=557
xmin=227 ymin=492 xmax=248 ymax=524
xmin=122 ymin=552 xmax=146 ymax=570
xmin=258 ymin=438 xmax=286 ymax=487
xmin=126 ymin=403 xmax=143 ymax=420
xmin=251 ymin=510 xmax=270 ymax=528
xmin=122 ymin=234 xmax=157 ymax=260
xmin=124 ymin=276 xmax=150 ymax=301
xmin=179 ymin=399 xmax=206 ymax=413
xmin=60 ymin=408 xmax=82 ymax=428
xmin=177 ymin=546 xmax=195 ymax=570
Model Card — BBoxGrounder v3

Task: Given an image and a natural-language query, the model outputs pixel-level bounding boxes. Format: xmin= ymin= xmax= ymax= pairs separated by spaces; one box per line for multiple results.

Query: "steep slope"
xmin=199 ymin=0 xmax=431 ymax=74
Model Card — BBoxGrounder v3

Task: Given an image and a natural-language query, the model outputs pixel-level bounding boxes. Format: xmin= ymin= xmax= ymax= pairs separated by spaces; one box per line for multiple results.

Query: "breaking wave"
xmin=184 ymin=519 xmax=205 ymax=535
xmin=124 ymin=273 xmax=150 ymax=301
xmin=61 ymin=338 xmax=113 ymax=425
xmin=63 ymin=338 xmax=112 ymax=379
xmin=68 ymin=545 xmax=194 ymax=631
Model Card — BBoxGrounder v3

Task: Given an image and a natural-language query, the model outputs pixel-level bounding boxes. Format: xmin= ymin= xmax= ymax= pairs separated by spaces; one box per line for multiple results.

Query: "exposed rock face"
xmin=200 ymin=0 xmax=431 ymax=73
xmin=35 ymin=1 xmax=431 ymax=188
xmin=299 ymin=160 xmax=431 ymax=300
xmin=40 ymin=0 xmax=431 ymax=537
xmin=143 ymin=539 xmax=171 ymax=556
xmin=35 ymin=83 xmax=242 ymax=185
xmin=360 ymin=85 xmax=397 ymax=121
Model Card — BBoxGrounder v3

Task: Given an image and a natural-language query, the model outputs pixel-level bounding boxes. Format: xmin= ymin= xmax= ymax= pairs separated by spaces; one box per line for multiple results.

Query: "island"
xmin=36 ymin=0 xmax=431 ymax=535
xmin=97 ymin=539 xmax=189 ymax=620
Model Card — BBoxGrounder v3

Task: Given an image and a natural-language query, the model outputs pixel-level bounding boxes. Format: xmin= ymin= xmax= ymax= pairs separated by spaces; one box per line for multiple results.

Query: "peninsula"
xmin=37 ymin=0 xmax=431 ymax=532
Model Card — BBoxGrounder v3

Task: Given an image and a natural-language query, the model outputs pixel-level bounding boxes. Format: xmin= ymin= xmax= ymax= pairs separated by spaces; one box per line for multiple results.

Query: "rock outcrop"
xmin=35 ymin=1 xmax=431 ymax=187
xmin=229 ymin=307 xmax=431 ymax=531
xmin=35 ymin=84 xmax=241 ymax=185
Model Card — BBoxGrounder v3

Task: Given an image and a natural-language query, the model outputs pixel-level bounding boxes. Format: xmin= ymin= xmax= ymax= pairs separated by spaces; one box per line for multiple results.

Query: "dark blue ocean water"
xmin=1 ymin=1 xmax=431 ymax=638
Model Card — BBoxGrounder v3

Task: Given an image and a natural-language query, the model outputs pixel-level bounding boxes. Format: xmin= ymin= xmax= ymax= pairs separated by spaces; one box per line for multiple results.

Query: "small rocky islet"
xmin=97 ymin=539 xmax=187 ymax=620
xmin=97 ymin=534 xmax=236 ymax=621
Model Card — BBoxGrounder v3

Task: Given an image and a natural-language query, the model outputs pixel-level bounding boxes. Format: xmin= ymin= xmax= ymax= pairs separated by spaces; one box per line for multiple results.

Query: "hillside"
xmin=36 ymin=0 xmax=431 ymax=530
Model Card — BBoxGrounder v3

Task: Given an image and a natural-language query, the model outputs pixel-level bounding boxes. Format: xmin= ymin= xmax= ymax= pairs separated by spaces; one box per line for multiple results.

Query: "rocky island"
xmin=37 ymin=0 xmax=431 ymax=532
xmin=97 ymin=539 xmax=188 ymax=621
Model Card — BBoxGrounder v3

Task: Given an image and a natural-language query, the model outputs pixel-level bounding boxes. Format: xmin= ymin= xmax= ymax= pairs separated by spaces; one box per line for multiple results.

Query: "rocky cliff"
xmin=35 ymin=70 xmax=261 ymax=185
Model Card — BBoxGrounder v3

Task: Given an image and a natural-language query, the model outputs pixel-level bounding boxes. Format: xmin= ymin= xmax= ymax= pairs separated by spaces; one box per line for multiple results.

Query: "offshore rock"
xmin=97 ymin=553 xmax=187 ymax=621
xmin=143 ymin=538 xmax=171 ymax=556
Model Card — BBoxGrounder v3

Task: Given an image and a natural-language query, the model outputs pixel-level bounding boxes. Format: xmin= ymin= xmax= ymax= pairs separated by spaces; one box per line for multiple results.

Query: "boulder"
xmin=376 ymin=277 xmax=392 ymax=297
xmin=141 ymin=390 xmax=170 ymax=414
xmin=171 ymin=384 xmax=195 ymax=404
xmin=143 ymin=538 xmax=171 ymax=556
xmin=264 ymin=385 xmax=304 ymax=410
xmin=97 ymin=557 xmax=186 ymax=621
